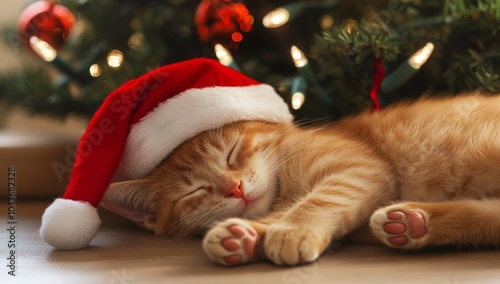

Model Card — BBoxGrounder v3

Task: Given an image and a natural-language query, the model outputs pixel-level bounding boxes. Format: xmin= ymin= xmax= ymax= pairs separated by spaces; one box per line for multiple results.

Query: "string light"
xmin=291 ymin=92 xmax=305 ymax=110
xmin=128 ymin=33 xmax=144 ymax=50
xmin=263 ymin=1 xmax=339 ymax=29
xmin=29 ymin=35 xmax=92 ymax=85
xmin=89 ymin=64 xmax=102 ymax=77
xmin=381 ymin=42 xmax=435 ymax=94
xmin=262 ymin=8 xmax=290 ymax=28
xmin=408 ymin=42 xmax=435 ymax=68
xmin=214 ymin=44 xmax=240 ymax=71
xmin=290 ymin=45 xmax=308 ymax=68
xmin=290 ymin=45 xmax=332 ymax=107
xmin=290 ymin=76 xmax=307 ymax=110
xmin=29 ymin=36 xmax=57 ymax=62
xmin=342 ymin=18 xmax=358 ymax=34
xmin=107 ymin=50 xmax=124 ymax=68
xmin=214 ymin=44 xmax=232 ymax=65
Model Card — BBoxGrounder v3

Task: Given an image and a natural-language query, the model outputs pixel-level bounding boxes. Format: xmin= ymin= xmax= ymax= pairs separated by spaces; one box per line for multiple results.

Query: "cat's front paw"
xmin=370 ymin=203 xmax=429 ymax=249
xmin=264 ymin=223 xmax=325 ymax=266
xmin=202 ymin=218 xmax=259 ymax=266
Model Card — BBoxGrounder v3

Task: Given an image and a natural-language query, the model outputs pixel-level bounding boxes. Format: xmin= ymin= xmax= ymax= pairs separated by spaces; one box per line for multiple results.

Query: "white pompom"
xmin=40 ymin=198 xmax=101 ymax=250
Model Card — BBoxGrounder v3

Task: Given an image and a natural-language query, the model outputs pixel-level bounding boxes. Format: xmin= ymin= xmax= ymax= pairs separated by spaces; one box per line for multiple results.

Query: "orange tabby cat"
xmin=102 ymin=93 xmax=500 ymax=266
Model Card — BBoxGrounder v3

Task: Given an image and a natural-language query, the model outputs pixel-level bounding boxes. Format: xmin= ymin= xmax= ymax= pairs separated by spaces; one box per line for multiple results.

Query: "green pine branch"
xmin=1 ymin=0 xmax=499 ymax=121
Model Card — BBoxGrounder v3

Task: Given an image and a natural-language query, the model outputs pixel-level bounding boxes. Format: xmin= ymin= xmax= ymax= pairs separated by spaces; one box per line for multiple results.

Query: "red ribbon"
xmin=370 ymin=57 xmax=385 ymax=112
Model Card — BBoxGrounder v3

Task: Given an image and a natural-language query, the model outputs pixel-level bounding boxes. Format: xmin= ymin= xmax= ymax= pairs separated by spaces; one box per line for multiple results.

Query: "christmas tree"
xmin=1 ymin=0 xmax=499 ymax=122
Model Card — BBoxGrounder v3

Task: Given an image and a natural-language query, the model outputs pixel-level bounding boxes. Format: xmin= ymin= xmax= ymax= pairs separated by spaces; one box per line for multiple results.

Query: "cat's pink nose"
xmin=225 ymin=181 xmax=243 ymax=198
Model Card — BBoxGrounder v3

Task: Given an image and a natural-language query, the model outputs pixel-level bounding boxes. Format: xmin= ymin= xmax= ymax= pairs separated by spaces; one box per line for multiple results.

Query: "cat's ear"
xmin=101 ymin=180 xmax=157 ymax=230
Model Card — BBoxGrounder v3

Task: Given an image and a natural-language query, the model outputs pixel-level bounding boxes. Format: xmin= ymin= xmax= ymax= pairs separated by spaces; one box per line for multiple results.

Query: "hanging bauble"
xmin=195 ymin=0 xmax=253 ymax=48
xmin=18 ymin=0 xmax=75 ymax=54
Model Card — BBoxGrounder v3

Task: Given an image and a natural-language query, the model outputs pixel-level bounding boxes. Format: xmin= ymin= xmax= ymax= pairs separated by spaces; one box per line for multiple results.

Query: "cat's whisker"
xmin=259 ymin=122 xmax=337 ymax=168
xmin=293 ymin=116 xmax=336 ymax=127
xmin=260 ymin=129 xmax=336 ymax=176
xmin=175 ymin=210 xmax=226 ymax=238
xmin=157 ymin=209 xmax=207 ymax=238
xmin=104 ymin=94 xmax=500 ymax=266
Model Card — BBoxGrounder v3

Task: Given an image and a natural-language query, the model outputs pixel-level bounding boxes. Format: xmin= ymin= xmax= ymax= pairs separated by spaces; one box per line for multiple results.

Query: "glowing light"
xmin=89 ymin=64 xmax=102 ymax=77
xmin=380 ymin=43 xmax=435 ymax=94
xmin=408 ymin=42 xmax=435 ymax=69
xmin=262 ymin=8 xmax=290 ymax=28
xmin=320 ymin=15 xmax=334 ymax=29
xmin=342 ymin=18 xmax=358 ymax=34
xmin=107 ymin=50 xmax=124 ymax=68
xmin=231 ymin=32 xmax=243 ymax=42
xmin=290 ymin=45 xmax=308 ymax=68
xmin=128 ymin=33 xmax=144 ymax=50
xmin=214 ymin=44 xmax=234 ymax=66
xmin=291 ymin=92 xmax=305 ymax=110
xmin=29 ymin=36 xmax=57 ymax=62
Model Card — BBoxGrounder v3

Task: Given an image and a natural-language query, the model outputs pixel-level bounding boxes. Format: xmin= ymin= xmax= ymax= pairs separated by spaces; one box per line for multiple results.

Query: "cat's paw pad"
xmin=202 ymin=218 xmax=258 ymax=266
xmin=370 ymin=204 xmax=429 ymax=249
xmin=264 ymin=223 xmax=323 ymax=266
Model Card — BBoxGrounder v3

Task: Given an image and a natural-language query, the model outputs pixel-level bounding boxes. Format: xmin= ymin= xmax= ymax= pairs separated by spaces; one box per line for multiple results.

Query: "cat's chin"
xmin=240 ymin=197 xmax=272 ymax=219
xmin=239 ymin=186 xmax=277 ymax=219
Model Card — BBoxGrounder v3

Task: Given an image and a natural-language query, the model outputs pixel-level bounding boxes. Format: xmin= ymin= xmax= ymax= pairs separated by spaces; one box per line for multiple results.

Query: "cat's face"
xmin=102 ymin=121 xmax=286 ymax=237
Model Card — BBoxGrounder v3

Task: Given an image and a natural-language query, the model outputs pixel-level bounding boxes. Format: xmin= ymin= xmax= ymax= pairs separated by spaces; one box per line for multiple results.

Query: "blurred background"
xmin=0 ymin=1 xmax=87 ymax=135
xmin=0 ymin=1 xmax=85 ymax=200
xmin=1 ymin=0 xmax=499 ymax=199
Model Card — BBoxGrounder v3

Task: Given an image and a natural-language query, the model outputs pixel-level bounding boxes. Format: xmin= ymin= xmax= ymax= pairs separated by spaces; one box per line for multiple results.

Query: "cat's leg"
xmin=203 ymin=213 xmax=282 ymax=266
xmin=370 ymin=199 xmax=500 ymax=249
xmin=260 ymin=176 xmax=394 ymax=265
xmin=205 ymin=172 xmax=394 ymax=266
xmin=203 ymin=218 xmax=260 ymax=266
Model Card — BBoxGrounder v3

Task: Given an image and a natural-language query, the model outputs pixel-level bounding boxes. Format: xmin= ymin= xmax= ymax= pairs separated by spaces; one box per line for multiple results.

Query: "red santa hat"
xmin=40 ymin=58 xmax=293 ymax=250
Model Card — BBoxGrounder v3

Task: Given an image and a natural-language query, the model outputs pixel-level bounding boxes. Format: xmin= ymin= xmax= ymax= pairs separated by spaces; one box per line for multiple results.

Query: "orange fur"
xmin=103 ymin=93 xmax=500 ymax=266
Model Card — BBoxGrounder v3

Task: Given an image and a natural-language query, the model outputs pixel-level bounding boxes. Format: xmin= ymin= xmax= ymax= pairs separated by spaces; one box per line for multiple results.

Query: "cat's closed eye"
xmin=227 ymin=141 xmax=242 ymax=169
xmin=183 ymin=186 xmax=208 ymax=198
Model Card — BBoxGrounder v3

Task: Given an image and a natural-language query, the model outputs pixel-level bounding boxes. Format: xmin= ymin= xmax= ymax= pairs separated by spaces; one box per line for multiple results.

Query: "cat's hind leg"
xmin=370 ymin=204 xmax=429 ymax=249
xmin=370 ymin=199 xmax=500 ymax=250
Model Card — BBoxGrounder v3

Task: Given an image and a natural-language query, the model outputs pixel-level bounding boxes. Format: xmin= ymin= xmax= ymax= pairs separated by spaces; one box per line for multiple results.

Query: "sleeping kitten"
xmin=102 ymin=93 xmax=500 ymax=266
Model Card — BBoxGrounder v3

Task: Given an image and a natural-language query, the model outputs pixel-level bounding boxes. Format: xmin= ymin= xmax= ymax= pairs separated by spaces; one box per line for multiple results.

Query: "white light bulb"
xmin=107 ymin=50 xmax=124 ymax=68
xmin=29 ymin=36 xmax=57 ymax=62
xmin=291 ymin=92 xmax=305 ymax=110
xmin=214 ymin=44 xmax=233 ymax=66
xmin=290 ymin=45 xmax=308 ymax=68
xmin=89 ymin=64 xmax=102 ymax=77
xmin=262 ymin=8 xmax=290 ymax=28
xmin=408 ymin=42 xmax=434 ymax=69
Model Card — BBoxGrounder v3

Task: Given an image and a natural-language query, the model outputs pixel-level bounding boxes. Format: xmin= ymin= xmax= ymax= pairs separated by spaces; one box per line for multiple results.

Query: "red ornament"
xmin=195 ymin=0 xmax=253 ymax=48
xmin=18 ymin=1 xmax=75 ymax=53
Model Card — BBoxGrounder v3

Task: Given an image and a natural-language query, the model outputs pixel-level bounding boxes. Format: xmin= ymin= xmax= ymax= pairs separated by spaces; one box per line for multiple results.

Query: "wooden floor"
xmin=2 ymin=201 xmax=500 ymax=284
